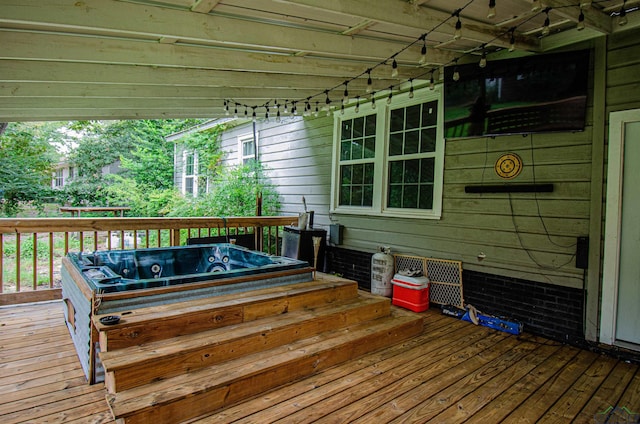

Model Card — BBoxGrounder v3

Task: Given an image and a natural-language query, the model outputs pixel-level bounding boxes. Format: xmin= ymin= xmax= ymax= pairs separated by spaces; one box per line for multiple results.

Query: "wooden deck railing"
xmin=0 ymin=215 xmax=297 ymax=305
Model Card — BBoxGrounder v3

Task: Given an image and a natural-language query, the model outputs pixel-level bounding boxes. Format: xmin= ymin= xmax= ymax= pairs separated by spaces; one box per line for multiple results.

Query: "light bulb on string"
xmin=284 ymin=102 xmax=289 ymax=115
xmin=224 ymin=100 xmax=229 ymax=116
xmin=233 ymin=104 xmax=238 ymax=119
xmin=408 ymin=79 xmax=414 ymax=99
xmin=479 ymin=49 xmax=487 ymax=68
xmin=419 ymin=35 xmax=427 ymax=65
xmin=244 ymin=106 xmax=248 ymax=118
xmin=487 ymin=0 xmax=496 ymax=19
xmin=531 ymin=0 xmax=541 ymax=12
xmin=355 ymin=96 xmax=360 ymax=113
xmin=541 ymin=9 xmax=551 ymax=36
xmin=619 ymin=1 xmax=628 ymax=26
xmin=453 ymin=10 xmax=462 ymax=40
xmin=314 ymin=101 xmax=320 ymax=117
xmin=343 ymin=82 xmax=349 ymax=105
xmin=371 ymin=93 xmax=376 ymax=110
xmin=323 ymin=90 xmax=332 ymax=112
xmin=340 ymin=104 xmax=345 ymax=115
xmin=452 ymin=60 xmax=460 ymax=81
xmin=276 ymin=109 xmax=281 ymax=123
xmin=386 ymin=87 xmax=393 ymax=105
xmin=391 ymin=57 xmax=399 ymax=78
xmin=366 ymin=69 xmax=373 ymax=93
xmin=264 ymin=110 xmax=269 ymax=122
xmin=429 ymin=72 xmax=435 ymax=90
xmin=292 ymin=102 xmax=298 ymax=116
xmin=577 ymin=10 xmax=585 ymax=30
xmin=252 ymin=107 xmax=257 ymax=122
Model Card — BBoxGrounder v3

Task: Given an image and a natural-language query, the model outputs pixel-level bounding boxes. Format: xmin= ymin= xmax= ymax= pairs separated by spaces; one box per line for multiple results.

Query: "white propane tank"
xmin=371 ymin=246 xmax=394 ymax=297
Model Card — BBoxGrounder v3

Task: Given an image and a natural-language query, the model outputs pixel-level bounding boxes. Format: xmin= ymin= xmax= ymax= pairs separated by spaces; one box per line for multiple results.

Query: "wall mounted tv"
xmin=444 ymin=49 xmax=590 ymax=139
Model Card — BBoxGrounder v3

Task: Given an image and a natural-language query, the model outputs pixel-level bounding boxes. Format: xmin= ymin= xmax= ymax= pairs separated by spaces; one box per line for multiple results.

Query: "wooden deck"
xmin=1 ymin=300 xmax=639 ymax=423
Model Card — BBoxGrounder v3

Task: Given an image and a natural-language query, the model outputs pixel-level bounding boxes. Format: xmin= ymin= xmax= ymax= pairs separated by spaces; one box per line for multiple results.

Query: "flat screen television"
xmin=443 ymin=49 xmax=590 ymax=139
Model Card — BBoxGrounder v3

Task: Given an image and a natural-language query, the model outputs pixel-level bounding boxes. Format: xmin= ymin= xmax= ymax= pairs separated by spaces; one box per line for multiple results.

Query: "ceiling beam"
xmin=0 ymin=30 xmax=440 ymax=79
xmin=275 ymin=0 xmax=541 ymax=51
xmin=0 ymin=0 xmax=424 ymax=62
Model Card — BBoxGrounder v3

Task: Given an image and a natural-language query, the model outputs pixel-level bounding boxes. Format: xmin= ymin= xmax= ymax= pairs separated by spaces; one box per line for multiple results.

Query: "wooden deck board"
xmin=1 ymin=300 xmax=639 ymax=424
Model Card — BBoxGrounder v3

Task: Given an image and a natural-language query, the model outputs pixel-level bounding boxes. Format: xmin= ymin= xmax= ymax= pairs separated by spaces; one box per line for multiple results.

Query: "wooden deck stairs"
xmin=93 ymin=275 xmax=424 ymax=424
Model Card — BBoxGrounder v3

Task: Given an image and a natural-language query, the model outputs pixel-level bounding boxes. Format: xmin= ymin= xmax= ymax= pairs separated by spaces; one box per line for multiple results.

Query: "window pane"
xmin=422 ymin=101 xmax=437 ymax=126
xmin=420 ymin=128 xmax=437 ymax=153
xmin=388 ymin=185 xmax=402 ymax=208
xmin=341 ymin=120 xmax=351 ymax=140
xmin=364 ymin=137 xmax=376 ymax=159
xmin=405 ymin=104 xmax=421 ymax=129
xmin=419 ymin=185 xmax=434 ymax=209
xmin=405 ymin=159 xmax=419 ymax=184
xmin=390 ymin=109 xmax=404 ymax=132
xmin=403 ymin=185 xmax=418 ymax=208
xmin=352 ymin=186 xmax=363 ymax=206
xmin=389 ymin=161 xmax=403 ymax=184
xmin=389 ymin=133 xmax=403 ymax=156
xmin=365 ymin=115 xmax=376 ymax=135
xmin=352 ymin=164 xmax=364 ymax=184
xmin=364 ymin=162 xmax=375 ymax=184
xmin=341 ymin=141 xmax=351 ymax=160
xmin=405 ymin=130 xmax=419 ymax=154
xmin=353 ymin=117 xmax=364 ymax=138
xmin=363 ymin=185 xmax=373 ymax=206
xmin=352 ymin=139 xmax=364 ymax=160
xmin=420 ymin=158 xmax=435 ymax=183
xmin=340 ymin=185 xmax=351 ymax=205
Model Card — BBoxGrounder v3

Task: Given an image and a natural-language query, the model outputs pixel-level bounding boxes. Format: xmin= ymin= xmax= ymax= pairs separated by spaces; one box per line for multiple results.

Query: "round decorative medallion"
xmin=494 ymin=153 xmax=523 ymax=179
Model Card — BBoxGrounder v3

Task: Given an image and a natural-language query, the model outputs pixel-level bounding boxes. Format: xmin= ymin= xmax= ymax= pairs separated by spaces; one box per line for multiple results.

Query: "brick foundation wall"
xmin=326 ymin=246 xmax=585 ymax=345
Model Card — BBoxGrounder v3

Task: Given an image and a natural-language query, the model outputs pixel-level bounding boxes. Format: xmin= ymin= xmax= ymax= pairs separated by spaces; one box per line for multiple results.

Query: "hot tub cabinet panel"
xmin=61 ymin=244 xmax=313 ymax=382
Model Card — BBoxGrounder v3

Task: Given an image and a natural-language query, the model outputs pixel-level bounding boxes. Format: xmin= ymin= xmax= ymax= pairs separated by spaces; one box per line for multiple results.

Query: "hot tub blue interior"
xmin=68 ymin=244 xmax=309 ymax=292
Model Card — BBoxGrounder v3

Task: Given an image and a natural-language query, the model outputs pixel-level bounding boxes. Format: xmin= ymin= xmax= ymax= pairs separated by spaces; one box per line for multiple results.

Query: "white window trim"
xmin=182 ymin=149 xmax=198 ymax=196
xmin=237 ymin=132 xmax=258 ymax=165
xmin=330 ymin=87 xmax=445 ymax=220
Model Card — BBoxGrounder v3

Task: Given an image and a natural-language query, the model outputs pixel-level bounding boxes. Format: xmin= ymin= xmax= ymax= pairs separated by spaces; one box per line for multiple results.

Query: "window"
xmin=183 ymin=151 xmax=196 ymax=196
xmin=54 ymin=169 xmax=64 ymax=188
xmin=238 ymin=133 xmax=257 ymax=165
xmin=331 ymin=89 xmax=444 ymax=219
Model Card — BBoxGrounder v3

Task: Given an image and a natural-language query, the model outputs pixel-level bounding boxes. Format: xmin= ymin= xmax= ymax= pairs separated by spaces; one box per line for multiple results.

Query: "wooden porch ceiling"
xmin=2 ymin=300 xmax=639 ymax=423
xmin=0 ymin=0 xmax=637 ymax=122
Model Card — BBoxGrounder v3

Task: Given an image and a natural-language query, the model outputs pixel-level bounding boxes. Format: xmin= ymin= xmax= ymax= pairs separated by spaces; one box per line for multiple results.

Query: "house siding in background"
xmin=172 ymin=29 xmax=640 ymax=349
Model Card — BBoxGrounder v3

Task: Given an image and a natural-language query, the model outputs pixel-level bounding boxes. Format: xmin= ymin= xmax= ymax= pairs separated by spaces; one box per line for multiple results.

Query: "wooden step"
xmin=106 ymin=309 xmax=424 ymax=424
xmin=100 ymin=294 xmax=391 ymax=392
xmin=93 ymin=276 xmax=359 ymax=351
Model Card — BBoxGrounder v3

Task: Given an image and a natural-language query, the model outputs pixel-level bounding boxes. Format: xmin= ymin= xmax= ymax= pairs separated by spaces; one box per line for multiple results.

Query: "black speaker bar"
xmin=465 ymin=184 xmax=554 ymax=193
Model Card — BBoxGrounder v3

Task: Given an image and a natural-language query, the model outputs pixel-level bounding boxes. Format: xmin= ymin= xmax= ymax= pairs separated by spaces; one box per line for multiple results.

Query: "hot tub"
xmin=61 ymin=244 xmax=313 ymax=381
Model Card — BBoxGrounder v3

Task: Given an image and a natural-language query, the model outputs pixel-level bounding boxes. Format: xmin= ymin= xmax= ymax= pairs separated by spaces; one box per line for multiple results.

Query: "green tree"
xmin=0 ymin=122 xmax=62 ymax=216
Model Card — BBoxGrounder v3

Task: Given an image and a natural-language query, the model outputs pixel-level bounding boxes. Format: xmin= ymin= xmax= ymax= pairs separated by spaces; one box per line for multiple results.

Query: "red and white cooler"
xmin=391 ymin=273 xmax=430 ymax=312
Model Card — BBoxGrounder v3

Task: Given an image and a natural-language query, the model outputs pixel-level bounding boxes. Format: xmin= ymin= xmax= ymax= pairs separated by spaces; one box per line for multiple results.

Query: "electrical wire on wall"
xmin=506 ymin=133 xmax=576 ymax=271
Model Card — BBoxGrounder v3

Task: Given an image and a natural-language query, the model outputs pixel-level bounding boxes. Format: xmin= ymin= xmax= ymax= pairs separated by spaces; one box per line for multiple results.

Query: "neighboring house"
xmin=172 ymin=30 xmax=640 ymax=356
xmin=51 ymin=159 xmax=122 ymax=190
xmin=169 ymin=118 xmax=254 ymax=197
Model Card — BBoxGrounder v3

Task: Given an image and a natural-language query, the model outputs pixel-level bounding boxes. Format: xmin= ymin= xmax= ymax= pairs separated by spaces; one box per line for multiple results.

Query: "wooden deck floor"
xmin=1 ymin=300 xmax=639 ymax=423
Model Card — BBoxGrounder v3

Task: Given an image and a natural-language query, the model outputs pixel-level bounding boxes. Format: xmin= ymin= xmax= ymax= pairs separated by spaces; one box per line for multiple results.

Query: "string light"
xmin=323 ymin=90 xmax=332 ymax=112
xmin=244 ymin=106 xmax=248 ymax=118
xmin=479 ymin=48 xmax=487 ymax=68
xmin=577 ymin=10 xmax=585 ymax=30
xmin=264 ymin=110 xmax=269 ymax=122
xmin=487 ymin=0 xmax=496 ymax=19
xmin=276 ymin=108 xmax=281 ymax=123
xmin=366 ymin=69 xmax=373 ymax=93
xmin=340 ymin=104 xmax=345 ymax=115
xmin=387 ymin=86 xmax=393 ymax=105
xmin=619 ymin=1 xmax=628 ymax=26
xmin=452 ymin=60 xmax=460 ymax=81
xmin=233 ymin=104 xmax=238 ymax=119
xmin=355 ymin=96 xmax=360 ymax=113
xmin=408 ymin=79 xmax=415 ymax=99
xmin=284 ymin=101 xmax=289 ymax=115
xmin=453 ymin=10 xmax=462 ymax=40
xmin=224 ymin=100 xmax=229 ymax=116
xmin=419 ymin=35 xmax=427 ymax=65
xmin=541 ymin=8 xmax=551 ymax=36
xmin=314 ymin=101 xmax=320 ymax=117
xmin=371 ymin=93 xmax=376 ymax=110
xmin=343 ymin=82 xmax=349 ymax=105
xmin=391 ymin=57 xmax=399 ymax=78
xmin=292 ymin=101 xmax=298 ymax=116
xmin=252 ymin=107 xmax=257 ymax=122
xmin=429 ymin=72 xmax=435 ymax=90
